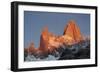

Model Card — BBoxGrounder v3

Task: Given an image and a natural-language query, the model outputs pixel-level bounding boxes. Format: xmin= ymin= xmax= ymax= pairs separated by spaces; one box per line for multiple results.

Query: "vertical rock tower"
xmin=63 ymin=20 xmax=83 ymax=44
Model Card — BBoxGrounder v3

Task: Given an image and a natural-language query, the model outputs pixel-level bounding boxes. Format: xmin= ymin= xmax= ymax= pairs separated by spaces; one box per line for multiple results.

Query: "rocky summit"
xmin=24 ymin=20 xmax=90 ymax=61
xmin=63 ymin=20 xmax=83 ymax=45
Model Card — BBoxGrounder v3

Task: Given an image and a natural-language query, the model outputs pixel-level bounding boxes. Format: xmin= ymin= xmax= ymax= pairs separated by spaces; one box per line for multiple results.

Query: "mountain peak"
xmin=41 ymin=26 xmax=49 ymax=35
xmin=39 ymin=26 xmax=49 ymax=53
xmin=63 ymin=20 xmax=77 ymax=35
xmin=63 ymin=20 xmax=83 ymax=45
xmin=25 ymin=20 xmax=84 ymax=56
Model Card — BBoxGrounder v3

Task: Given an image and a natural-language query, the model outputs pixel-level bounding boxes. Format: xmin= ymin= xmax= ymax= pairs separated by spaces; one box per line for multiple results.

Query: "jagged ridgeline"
xmin=24 ymin=20 xmax=90 ymax=61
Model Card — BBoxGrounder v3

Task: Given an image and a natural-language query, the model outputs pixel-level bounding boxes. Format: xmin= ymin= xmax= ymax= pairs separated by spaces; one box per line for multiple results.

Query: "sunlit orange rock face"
xmin=63 ymin=20 xmax=83 ymax=45
xmin=39 ymin=26 xmax=49 ymax=54
xmin=25 ymin=20 xmax=83 ymax=55
xmin=39 ymin=26 xmax=60 ymax=54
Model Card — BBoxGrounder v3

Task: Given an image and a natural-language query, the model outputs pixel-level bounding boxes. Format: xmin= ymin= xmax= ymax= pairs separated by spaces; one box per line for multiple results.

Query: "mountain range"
xmin=24 ymin=20 xmax=90 ymax=61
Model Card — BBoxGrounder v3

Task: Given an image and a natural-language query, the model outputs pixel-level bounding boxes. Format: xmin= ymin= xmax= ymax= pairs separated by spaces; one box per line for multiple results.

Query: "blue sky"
xmin=24 ymin=11 xmax=90 ymax=48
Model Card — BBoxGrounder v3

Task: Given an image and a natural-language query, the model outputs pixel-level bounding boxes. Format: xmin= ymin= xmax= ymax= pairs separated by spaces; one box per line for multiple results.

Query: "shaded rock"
xmin=59 ymin=43 xmax=90 ymax=60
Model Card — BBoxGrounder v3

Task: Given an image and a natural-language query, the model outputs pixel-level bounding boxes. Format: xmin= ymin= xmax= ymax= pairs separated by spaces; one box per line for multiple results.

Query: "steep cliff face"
xmin=25 ymin=20 xmax=85 ymax=59
xmin=39 ymin=26 xmax=61 ymax=54
xmin=39 ymin=26 xmax=49 ymax=52
xmin=63 ymin=20 xmax=83 ymax=45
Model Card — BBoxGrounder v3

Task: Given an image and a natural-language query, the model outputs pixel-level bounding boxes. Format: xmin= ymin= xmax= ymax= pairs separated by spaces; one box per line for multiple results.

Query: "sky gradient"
xmin=24 ymin=11 xmax=90 ymax=48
